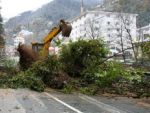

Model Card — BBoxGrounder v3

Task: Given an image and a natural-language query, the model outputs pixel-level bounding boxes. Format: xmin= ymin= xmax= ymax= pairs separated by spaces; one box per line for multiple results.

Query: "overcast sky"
xmin=1 ymin=0 xmax=53 ymax=19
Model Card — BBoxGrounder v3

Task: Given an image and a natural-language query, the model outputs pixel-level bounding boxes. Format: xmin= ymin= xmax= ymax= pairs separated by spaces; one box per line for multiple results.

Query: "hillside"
xmin=107 ymin=0 xmax=150 ymax=27
xmin=5 ymin=0 xmax=99 ymax=42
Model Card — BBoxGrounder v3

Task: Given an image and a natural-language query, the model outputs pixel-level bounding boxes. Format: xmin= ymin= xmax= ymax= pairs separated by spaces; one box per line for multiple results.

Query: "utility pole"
xmin=80 ymin=0 xmax=84 ymax=14
xmin=0 ymin=0 xmax=1 ymax=14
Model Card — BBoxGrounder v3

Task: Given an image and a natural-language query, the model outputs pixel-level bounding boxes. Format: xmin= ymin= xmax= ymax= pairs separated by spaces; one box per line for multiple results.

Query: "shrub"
xmin=0 ymin=71 xmax=45 ymax=92
xmin=30 ymin=55 xmax=61 ymax=78
xmin=60 ymin=39 xmax=108 ymax=80
xmin=95 ymin=61 xmax=125 ymax=87
xmin=3 ymin=59 xmax=18 ymax=75
xmin=79 ymin=86 xmax=98 ymax=95
xmin=29 ymin=55 xmax=69 ymax=89
xmin=62 ymin=85 xmax=74 ymax=94
xmin=95 ymin=61 xmax=144 ymax=87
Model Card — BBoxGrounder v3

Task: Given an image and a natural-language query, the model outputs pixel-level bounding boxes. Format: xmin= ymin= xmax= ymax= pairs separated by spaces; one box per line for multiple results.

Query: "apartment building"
xmin=70 ymin=9 xmax=137 ymax=55
xmin=137 ymin=24 xmax=150 ymax=42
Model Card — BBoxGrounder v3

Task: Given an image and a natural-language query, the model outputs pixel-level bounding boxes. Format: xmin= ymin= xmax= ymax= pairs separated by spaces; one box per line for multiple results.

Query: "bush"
xmin=95 ymin=61 xmax=144 ymax=87
xmin=29 ymin=55 xmax=70 ymax=89
xmin=132 ymin=80 xmax=150 ymax=97
xmin=30 ymin=55 xmax=61 ymax=78
xmin=3 ymin=59 xmax=18 ymax=75
xmin=79 ymin=85 xmax=98 ymax=95
xmin=95 ymin=61 xmax=125 ymax=87
xmin=0 ymin=71 xmax=45 ymax=92
xmin=60 ymin=39 xmax=108 ymax=81
xmin=0 ymin=55 xmax=68 ymax=91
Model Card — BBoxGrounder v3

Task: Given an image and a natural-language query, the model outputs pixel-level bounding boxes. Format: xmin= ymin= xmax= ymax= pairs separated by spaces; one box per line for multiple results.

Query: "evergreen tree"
xmin=0 ymin=14 xmax=5 ymax=47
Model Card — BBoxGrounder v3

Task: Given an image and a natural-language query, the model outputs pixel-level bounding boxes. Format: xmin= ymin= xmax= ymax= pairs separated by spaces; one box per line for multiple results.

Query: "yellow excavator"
xmin=17 ymin=19 xmax=72 ymax=70
xmin=31 ymin=19 xmax=72 ymax=57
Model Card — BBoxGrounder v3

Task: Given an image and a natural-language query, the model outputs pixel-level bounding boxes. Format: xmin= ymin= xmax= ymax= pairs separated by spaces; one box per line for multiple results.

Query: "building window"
xmin=107 ymin=21 xmax=110 ymax=25
xmin=117 ymin=41 xmax=120 ymax=44
xmin=95 ymin=13 xmax=99 ymax=17
xmin=107 ymin=41 xmax=111 ymax=44
xmin=95 ymin=21 xmax=99 ymax=24
xmin=127 ymin=29 xmax=130 ymax=33
xmin=107 ymin=28 xmax=111 ymax=31
xmin=117 ymin=34 xmax=121 ymax=37
xmin=111 ymin=47 xmax=115 ymax=50
xmin=127 ymin=41 xmax=131 ymax=44
xmin=94 ymin=27 xmax=99 ymax=31
xmin=107 ymin=14 xmax=110 ymax=17
xmin=115 ymin=22 xmax=119 ymax=25
xmin=127 ymin=22 xmax=130 ymax=26
xmin=116 ymin=28 xmax=120 ymax=32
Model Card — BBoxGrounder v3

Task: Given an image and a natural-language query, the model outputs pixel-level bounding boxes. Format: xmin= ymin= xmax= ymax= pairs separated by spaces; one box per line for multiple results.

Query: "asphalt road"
xmin=0 ymin=89 xmax=149 ymax=113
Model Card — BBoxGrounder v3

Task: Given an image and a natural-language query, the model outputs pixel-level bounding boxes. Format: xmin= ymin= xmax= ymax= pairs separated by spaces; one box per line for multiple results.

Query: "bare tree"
xmin=120 ymin=14 xmax=138 ymax=62
xmin=85 ymin=18 xmax=102 ymax=40
xmin=111 ymin=12 xmax=138 ymax=62
xmin=119 ymin=23 xmax=126 ymax=62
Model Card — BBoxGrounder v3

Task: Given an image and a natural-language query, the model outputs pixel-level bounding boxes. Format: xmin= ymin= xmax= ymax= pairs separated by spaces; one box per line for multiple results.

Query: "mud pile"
xmin=17 ymin=44 xmax=38 ymax=70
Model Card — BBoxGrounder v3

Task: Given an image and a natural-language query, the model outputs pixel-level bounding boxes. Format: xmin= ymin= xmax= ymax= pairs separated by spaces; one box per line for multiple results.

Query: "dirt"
xmin=17 ymin=43 xmax=38 ymax=70
xmin=100 ymin=93 xmax=150 ymax=109
xmin=44 ymin=72 xmax=70 ymax=89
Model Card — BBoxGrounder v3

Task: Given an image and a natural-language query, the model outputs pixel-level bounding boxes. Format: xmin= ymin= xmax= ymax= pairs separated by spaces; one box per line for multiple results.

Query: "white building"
xmin=14 ymin=29 xmax=34 ymax=47
xmin=70 ymin=9 xmax=137 ymax=56
xmin=137 ymin=24 xmax=150 ymax=42
xmin=14 ymin=33 xmax=25 ymax=47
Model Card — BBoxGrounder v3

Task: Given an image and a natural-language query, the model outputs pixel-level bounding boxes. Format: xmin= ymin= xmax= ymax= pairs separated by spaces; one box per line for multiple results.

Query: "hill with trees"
xmin=109 ymin=0 xmax=150 ymax=27
xmin=0 ymin=14 xmax=5 ymax=47
xmin=4 ymin=0 xmax=99 ymax=41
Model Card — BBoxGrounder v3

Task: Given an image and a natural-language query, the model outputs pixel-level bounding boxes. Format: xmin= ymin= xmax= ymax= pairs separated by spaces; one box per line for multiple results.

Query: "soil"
xmin=17 ymin=44 xmax=38 ymax=70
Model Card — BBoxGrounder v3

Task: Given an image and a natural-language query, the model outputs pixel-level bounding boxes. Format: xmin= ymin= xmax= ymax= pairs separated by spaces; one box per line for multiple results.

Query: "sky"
xmin=1 ymin=0 xmax=53 ymax=19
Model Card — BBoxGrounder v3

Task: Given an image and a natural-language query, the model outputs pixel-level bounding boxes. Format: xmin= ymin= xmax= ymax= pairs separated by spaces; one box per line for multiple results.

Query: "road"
xmin=0 ymin=89 xmax=149 ymax=113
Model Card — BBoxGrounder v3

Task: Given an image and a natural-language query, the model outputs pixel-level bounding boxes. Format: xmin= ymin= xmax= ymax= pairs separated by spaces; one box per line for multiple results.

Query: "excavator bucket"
xmin=60 ymin=20 xmax=72 ymax=37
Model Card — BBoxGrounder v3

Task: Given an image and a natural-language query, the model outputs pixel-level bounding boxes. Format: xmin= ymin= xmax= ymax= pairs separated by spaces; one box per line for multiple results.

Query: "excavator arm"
xmin=32 ymin=20 xmax=72 ymax=58
xmin=42 ymin=27 xmax=61 ymax=57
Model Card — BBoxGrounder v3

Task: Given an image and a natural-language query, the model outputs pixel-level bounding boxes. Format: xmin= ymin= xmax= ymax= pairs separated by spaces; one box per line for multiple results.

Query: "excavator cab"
xmin=31 ymin=20 xmax=72 ymax=56
xmin=31 ymin=42 xmax=44 ymax=53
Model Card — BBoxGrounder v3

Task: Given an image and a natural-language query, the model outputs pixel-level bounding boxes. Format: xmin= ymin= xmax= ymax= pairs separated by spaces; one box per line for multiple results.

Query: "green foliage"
xmin=95 ymin=61 xmax=125 ymax=87
xmin=0 ymin=55 xmax=65 ymax=91
xmin=0 ymin=71 xmax=45 ymax=92
xmin=0 ymin=35 xmax=5 ymax=47
xmin=95 ymin=61 xmax=144 ymax=87
xmin=3 ymin=59 xmax=18 ymax=75
xmin=60 ymin=39 xmax=108 ymax=80
xmin=79 ymin=85 xmax=98 ymax=95
xmin=0 ymin=39 xmax=148 ymax=96
xmin=142 ymin=40 xmax=150 ymax=59
xmin=0 ymin=14 xmax=4 ymax=46
xmin=62 ymin=85 xmax=74 ymax=94
xmin=0 ymin=14 xmax=4 ymax=35
xmin=30 ymin=55 xmax=61 ymax=78
xmin=29 ymin=55 xmax=69 ymax=88
xmin=30 ymin=55 xmax=61 ymax=80
xmin=9 ymin=71 xmax=44 ymax=92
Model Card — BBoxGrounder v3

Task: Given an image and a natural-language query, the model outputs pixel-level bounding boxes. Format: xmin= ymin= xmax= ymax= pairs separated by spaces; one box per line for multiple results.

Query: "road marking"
xmin=44 ymin=92 xmax=84 ymax=113
xmin=30 ymin=94 xmax=46 ymax=108
xmin=79 ymin=94 xmax=128 ymax=113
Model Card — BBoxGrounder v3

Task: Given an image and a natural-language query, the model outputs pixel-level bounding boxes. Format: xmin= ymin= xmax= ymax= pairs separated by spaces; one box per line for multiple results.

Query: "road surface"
xmin=0 ymin=89 xmax=149 ymax=113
